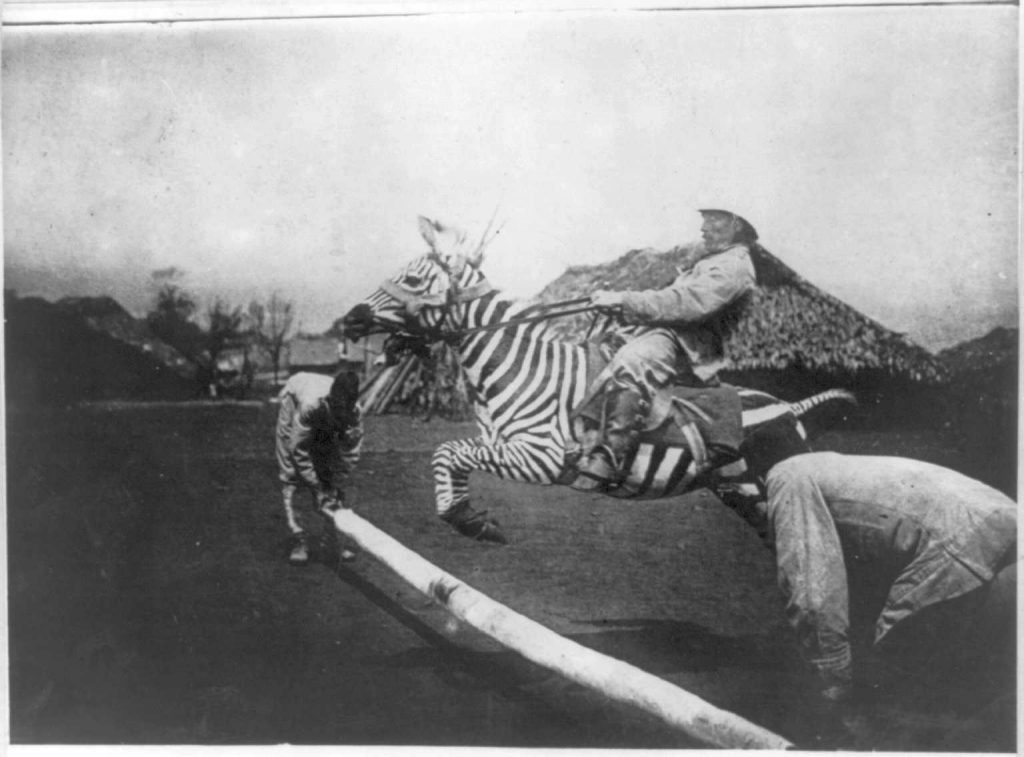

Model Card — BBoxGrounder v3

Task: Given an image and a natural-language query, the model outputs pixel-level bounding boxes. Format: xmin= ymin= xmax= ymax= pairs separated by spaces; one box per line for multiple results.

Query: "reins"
xmin=371 ymin=254 xmax=612 ymax=346
xmin=450 ymin=297 xmax=600 ymax=339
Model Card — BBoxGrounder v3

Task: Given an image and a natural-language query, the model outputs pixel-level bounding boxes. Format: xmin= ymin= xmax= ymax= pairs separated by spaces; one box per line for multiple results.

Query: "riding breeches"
xmin=763 ymin=451 xmax=1017 ymax=686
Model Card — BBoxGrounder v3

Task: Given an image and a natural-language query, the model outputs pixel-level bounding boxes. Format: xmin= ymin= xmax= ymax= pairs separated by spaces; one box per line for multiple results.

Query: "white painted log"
xmin=359 ymin=357 xmax=410 ymax=414
xmin=327 ymin=507 xmax=792 ymax=750
xmin=357 ymin=363 xmax=396 ymax=413
xmin=373 ymin=355 xmax=420 ymax=414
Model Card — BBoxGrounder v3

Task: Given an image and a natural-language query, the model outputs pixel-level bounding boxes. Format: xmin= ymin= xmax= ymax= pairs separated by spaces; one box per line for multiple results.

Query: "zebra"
xmin=343 ymin=216 xmax=855 ymax=543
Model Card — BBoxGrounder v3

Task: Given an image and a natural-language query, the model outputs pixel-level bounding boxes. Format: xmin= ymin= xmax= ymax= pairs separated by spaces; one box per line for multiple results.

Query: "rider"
xmin=574 ymin=208 xmax=759 ymax=490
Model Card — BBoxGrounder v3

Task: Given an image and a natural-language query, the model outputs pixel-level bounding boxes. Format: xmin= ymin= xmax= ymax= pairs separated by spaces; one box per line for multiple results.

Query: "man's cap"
xmin=699 ymin=208 xmax=758 ymax=242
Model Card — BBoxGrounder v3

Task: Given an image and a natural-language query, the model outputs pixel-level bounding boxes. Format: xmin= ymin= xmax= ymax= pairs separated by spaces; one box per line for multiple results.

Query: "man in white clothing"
xmin=275 ymin=371 xmax=364 ymax=565
xmin=720 ymin=451 xmax=1017 ymax=705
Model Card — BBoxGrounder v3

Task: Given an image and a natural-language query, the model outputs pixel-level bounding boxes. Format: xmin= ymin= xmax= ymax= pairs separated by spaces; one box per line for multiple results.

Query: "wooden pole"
xmin=374 ymin=355 xmax=419 ymax=414
xmin=327 ymin=508 xmax=793 ymax=750
xmin=358 ymin=364 xmax=392 ymax=411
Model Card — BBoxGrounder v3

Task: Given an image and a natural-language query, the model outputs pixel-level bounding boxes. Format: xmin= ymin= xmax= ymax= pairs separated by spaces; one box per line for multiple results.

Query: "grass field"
xmin=5 ymin=402 xmax=1016 ymax=750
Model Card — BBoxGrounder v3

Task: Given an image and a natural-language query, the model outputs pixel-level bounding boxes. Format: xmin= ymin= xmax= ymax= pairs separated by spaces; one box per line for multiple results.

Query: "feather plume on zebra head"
xmin=342 ymin=216 xmax=500 ymax=341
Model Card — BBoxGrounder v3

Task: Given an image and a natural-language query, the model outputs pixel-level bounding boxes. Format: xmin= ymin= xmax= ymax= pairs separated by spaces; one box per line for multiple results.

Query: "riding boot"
xmin=574 ymin=387 xmax=647 ymax=489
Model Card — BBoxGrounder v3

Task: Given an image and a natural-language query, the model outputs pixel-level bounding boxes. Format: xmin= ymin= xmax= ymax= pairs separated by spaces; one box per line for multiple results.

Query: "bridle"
xmin=370 ymin=251 xmax=498 ymax=345
xmin=365 ymin=251 xmax=603 ymax=350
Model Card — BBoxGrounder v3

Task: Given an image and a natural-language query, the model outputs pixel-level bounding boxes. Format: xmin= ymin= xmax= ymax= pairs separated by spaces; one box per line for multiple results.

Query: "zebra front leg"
xmin=434 ymin=438 xmax=510 ymax=543
xmin=441 ymin=501 xmax=508 ymax=544
xmin=433 ymin=436 xmax=563 ymax=544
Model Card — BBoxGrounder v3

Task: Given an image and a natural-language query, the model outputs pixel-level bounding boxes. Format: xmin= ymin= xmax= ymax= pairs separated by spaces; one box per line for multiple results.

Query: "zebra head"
xmin=342 ymin=216 xmax=495 ymax=342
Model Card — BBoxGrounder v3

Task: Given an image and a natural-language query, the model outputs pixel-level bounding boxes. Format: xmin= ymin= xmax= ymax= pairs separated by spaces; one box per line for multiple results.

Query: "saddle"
xmin=643 ymin=384 xmax=744 ymax=467
xmin=564 ymin=335 xmax=746 ymax=484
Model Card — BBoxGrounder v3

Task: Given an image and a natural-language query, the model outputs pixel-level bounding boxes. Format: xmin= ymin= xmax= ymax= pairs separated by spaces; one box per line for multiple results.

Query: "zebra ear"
xmin=418 ymin=216 xmax=438 ymax=249
xmin=468 ymin=246 xmax=485 ymax=269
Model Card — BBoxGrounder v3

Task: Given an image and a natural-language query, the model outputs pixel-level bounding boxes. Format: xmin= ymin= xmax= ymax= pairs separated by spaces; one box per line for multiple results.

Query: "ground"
xmin=5 ymin=402 xmax=1017 ymax=750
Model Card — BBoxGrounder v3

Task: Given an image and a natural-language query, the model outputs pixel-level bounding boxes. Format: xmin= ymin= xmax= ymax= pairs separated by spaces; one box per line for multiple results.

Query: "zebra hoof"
xmin=442 ymin=503 xmax=508 ymax=545
xmin=472 ymin=519 xmax=508 ymax=545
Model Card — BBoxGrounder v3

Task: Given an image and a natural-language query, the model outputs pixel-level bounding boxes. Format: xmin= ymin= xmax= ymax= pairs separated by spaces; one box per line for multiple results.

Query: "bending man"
xmin=275 ymin=371 xmax=364 ymax=565
xmin=721 ymin=452 xmax=1017 ymax=704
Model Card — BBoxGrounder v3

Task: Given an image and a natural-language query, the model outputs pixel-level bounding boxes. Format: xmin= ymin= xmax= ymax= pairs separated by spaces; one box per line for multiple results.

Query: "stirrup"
xmin=573 ymin=445 xmax=625 ymax=490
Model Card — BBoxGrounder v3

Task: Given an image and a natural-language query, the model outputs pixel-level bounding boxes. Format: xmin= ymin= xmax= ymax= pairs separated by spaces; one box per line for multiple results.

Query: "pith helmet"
xmin=699 ymin=208 xmax=759 ymax=243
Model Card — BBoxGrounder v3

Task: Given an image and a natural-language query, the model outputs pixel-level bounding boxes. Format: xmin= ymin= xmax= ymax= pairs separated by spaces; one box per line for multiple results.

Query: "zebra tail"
xmin=789 ymin=388 xmax=857 ymax=417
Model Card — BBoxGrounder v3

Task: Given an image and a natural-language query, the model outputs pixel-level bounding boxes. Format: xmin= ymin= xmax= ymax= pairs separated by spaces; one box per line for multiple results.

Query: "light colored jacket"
xmin=618 ymin=243 xmax=756 ymax=373
xmin=278 ymin=372 xmax=363 ymax=490
xmin=762 ymin=452 xmax=1017 ymax=682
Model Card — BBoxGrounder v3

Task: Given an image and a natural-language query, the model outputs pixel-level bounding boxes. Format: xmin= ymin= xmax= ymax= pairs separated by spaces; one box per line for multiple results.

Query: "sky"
xmin=2 ymin=4 xmax=1019 ymax=351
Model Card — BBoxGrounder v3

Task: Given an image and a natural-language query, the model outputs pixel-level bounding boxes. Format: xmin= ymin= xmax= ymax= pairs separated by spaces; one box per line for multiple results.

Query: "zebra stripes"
xmin=612 ymin=387 xmax=825 ymax=501
xmin=430 ymin=291 xmax=592 ymax=512
xmin=343 ymin=232 xmax=854 ymax=519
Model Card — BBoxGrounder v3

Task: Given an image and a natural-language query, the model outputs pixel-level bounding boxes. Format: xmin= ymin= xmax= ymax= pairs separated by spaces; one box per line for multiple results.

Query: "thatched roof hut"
xmin=537 ymin=243 xmax=946 ymax=385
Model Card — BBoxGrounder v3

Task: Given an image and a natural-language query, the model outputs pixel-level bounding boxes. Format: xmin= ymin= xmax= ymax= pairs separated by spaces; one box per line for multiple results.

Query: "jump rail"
xmin=327 ymin=507 xmax=793 ymax=750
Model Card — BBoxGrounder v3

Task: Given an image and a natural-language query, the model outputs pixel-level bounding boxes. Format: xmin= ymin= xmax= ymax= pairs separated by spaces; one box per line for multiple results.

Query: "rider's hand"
xmin=590 ymin=290 xmax=625 ymax=312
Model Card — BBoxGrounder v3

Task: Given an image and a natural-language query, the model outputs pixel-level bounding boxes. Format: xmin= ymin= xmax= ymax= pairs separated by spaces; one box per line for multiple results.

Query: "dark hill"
xmin=936 ymin=326 xmax=1018 ymax=496
xmin=5 ymin=292 xmax=197 ymax=406
xmin=938 ymin=326 xmax=1018 ymax=377
xmin=56 ymin=296 xmax=197 ymax=380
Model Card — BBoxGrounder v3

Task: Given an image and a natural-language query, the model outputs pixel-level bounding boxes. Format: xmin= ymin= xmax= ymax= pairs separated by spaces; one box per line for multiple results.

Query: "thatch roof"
xmin=537 ymin=243 xmax=947 ymax=383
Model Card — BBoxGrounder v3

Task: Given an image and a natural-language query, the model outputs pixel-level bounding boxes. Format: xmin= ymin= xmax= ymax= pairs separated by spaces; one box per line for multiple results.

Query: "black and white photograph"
xmin=3 ymin=0 xmax=1019 ymax=752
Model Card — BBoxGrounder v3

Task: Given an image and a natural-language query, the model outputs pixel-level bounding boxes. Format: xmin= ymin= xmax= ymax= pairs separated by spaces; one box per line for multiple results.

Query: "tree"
xmin=250 ymin=292 xmax=294 ymax=386
xmin=147 ymin=283 xmax=205 ymax=363
xmin=204 ymin=298 xmax=244 ymax=396
xmin=232 ymin=303 xmax=267 ymax=399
